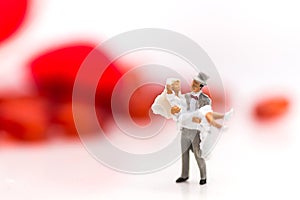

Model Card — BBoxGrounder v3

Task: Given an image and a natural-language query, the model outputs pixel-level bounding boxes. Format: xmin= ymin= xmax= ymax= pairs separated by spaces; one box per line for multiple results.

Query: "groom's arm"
xmin=192 ymin=117 xmax=202 ymax=124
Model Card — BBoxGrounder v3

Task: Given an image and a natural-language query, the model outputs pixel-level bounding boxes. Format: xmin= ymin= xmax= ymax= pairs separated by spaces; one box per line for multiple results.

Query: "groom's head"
xmin=191 ymin=80 xmax=204 ymax=93
xmin=191 ymin=72 xmax=209 ymax=93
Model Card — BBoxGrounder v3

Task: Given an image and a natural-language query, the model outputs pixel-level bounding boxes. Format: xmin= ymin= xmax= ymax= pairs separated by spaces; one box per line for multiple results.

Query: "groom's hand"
xmin=192 ymin=117 xmax=202 ymax=124
xmin=171 ymin=106 xmax=181 ymax=114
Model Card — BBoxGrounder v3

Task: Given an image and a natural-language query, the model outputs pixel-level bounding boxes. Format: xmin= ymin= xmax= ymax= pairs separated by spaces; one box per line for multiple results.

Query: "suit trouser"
xmin=181 ymin=127 xmax=206 ymax=180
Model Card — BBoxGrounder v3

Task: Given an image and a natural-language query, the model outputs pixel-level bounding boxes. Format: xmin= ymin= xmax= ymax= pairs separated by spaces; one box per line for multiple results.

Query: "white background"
xmin=1 ymin=0 xmax=300 ymax=199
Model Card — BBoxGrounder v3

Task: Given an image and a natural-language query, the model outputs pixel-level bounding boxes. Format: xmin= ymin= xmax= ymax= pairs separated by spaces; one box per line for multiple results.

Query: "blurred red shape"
xmin=253 ymin=97 xmax=290 ymax=121
xmin=129 ymin=84 xmax=164 ymax=126
xmin=55 ymin=102 xmax=101 ymax=138
xmin=29 ymin=43 xmax=124 ymax=104
xmin=29 ymin=42 xmax=129 ymax=134
xmin=95 ymin=60 xmax=124 ymax=112
xmin=0 ymin=95 xmax=49 ymax=142
xmin=0 ymin=0 xmax=28 ymax=44
xmin=29 ymin=43 xmax=97 ymax=103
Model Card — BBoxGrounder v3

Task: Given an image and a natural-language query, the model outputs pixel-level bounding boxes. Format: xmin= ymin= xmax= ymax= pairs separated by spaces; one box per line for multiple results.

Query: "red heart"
xmin=28 ymin=43 xmax=127 ymax=135
xmin=0 ymin=0 xmax=28 ymax=44
xmin=0 ymin=95 xmax=49 ymax=142
xmin=253 ymin=97 xmax=290 ymax=121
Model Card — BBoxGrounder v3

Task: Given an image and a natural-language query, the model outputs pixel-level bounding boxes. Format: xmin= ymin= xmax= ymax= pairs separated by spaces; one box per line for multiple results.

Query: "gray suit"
xmin=180 ymin=92 xmax=211 ymax=180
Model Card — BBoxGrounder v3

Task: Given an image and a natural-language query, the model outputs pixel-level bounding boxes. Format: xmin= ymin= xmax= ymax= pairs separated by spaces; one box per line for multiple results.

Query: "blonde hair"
xmin=151 ymin=78 xmax=180 ymax=119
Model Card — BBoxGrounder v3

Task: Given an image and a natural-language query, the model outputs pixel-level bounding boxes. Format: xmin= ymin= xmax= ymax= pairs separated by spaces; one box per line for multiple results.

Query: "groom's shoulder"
xmin=199 ymin=92 xmax=211 ymax=104
xmin=200 ymin=92 xmax=210 ymax=99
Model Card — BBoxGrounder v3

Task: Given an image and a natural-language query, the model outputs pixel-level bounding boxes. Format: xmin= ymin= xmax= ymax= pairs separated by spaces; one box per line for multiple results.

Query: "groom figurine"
xmin=171 ymin=72 xmax=211 ymax=185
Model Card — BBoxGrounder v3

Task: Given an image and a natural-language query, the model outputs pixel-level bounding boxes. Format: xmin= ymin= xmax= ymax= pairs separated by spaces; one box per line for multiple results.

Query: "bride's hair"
xmin=151 ymin=78 xmax=180 ymax=119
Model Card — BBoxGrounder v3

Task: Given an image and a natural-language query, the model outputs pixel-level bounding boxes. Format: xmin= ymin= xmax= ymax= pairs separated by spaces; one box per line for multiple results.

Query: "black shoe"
xmin=176 ymin=177 xmax=189 ymax=183
xmin=199 ymin=179 xmax=207 ymax=185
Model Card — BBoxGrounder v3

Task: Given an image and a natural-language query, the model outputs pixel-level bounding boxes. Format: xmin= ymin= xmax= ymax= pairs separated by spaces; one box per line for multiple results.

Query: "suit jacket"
xmin=184 ymin=92 xmax=211 ymax=111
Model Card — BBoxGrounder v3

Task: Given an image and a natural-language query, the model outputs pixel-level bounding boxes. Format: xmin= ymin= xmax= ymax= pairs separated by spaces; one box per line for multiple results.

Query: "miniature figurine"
xmin=152 ymin=72 xmax=233 ymax=185
xmin=171 ymin=72 xmax=211 ymax=185
xmin=151 ymin=73 xmax=209 ymax=185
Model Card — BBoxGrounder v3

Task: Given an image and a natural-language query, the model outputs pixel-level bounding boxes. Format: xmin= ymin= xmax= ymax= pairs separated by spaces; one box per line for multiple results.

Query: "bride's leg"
xmin=206 ymin=113 xmax=222 ymax=129
xmin=212 ymin=112 xmax=225 ymax=120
